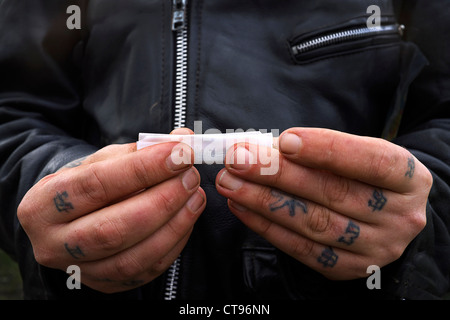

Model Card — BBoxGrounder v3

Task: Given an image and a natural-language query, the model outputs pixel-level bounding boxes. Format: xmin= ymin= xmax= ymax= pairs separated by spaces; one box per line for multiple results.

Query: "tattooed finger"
xmin=216 ymin=170 xmax=372 ymax=252
xmin=228 ymin=205 xmax=371 ymax=280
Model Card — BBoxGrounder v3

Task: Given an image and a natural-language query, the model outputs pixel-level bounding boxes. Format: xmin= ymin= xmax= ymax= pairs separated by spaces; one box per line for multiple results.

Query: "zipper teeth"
xmin=165 ymin=0 xmax=188 ymax=301
xmin=164 ymin=256 xmax=181 ymax=300
xmin=173 ymin=25 xmax=188 ymax=128
xmin=292 ymin=24 xmax=402 ymax=55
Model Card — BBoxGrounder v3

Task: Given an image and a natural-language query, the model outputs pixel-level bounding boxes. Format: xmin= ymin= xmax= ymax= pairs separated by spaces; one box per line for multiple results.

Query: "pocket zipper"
xmin=291 ymin=23 xmax=405 ymax=56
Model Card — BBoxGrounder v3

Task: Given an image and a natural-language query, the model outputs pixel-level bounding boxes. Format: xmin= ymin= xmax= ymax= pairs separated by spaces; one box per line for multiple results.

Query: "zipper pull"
xmin=172 ymin=0 xmax=187 ymax=31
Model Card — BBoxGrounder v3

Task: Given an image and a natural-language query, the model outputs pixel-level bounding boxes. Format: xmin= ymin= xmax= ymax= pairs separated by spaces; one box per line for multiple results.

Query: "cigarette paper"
xmin=137 ymin=131 xmax=274 ymax=164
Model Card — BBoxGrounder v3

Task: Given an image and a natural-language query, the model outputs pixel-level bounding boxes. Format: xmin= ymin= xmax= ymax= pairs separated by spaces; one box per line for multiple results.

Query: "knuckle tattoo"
xmin=269 ymin=189 xmax=307 ymax=217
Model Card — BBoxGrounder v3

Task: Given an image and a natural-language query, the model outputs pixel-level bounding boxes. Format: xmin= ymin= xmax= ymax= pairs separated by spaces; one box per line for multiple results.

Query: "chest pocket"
xmin=288 ymin=17 xmax=404 ymax=65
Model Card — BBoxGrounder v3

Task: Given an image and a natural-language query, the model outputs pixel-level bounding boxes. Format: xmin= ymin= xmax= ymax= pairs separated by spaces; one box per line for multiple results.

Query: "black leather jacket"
xmin=0 ymin=0 xmax=449 ymax=299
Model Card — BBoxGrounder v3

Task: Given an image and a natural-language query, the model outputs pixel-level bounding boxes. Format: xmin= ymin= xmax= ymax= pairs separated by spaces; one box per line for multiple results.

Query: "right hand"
xmin=17 ymin=129 xmax=206 ymax=293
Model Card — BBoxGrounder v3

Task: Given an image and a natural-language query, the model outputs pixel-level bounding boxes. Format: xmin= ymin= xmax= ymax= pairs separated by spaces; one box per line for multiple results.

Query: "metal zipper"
xmin=172 ymin=0 xmax=189 ymax=129
xmin=164 ymin=256 xmax=181 ymax=300
xmin=291 ymin=24 xmax=405 ymax=56
xmin=164 ymin=0 xmax=189 ymax=301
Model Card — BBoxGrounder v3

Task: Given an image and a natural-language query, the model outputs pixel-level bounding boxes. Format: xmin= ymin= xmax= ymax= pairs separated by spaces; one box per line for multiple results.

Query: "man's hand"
xmin=18 ymin=129 xmax=206 ymax=293
xmin=216 ymin=128 xmax=432 ymax=280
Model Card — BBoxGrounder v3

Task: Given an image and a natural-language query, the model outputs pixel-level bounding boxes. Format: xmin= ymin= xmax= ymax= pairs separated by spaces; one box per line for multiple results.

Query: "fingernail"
xmin=280 ymin=133 xmax=302 ymax=155
xmin=166 ymin=144 xmax=193 ymax=171
xmin=186 ymin=190 xmax=205 ymax=213
xmin=170 ymin=128 xmax=193 ymax=135
xmin=229 ymin=200 xmax=247 ymax=212
xmin=230 ymin=146 xmax=254 ymax=171
xmin=182 ymin=168 xmax=199 ymax=191
xmin=218 ymin=170 xmax=244 ymax=191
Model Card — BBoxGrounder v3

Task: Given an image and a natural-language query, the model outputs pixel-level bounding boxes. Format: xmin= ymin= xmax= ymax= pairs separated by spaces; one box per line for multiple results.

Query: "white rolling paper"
xmin=137 ymin=131 xmax=274 ymax=164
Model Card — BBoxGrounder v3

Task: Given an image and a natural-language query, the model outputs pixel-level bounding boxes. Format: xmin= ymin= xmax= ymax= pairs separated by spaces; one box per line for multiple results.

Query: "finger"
xmin=59 ymin=144 xmax=138 ymax=172
xmin=227 ymin=201 xmax=369 ymax=280
xmin=171 ymin=127 xmax=194 ymax=135
xmin=216 ymin=169 xmax=371 ymax=253
xmin=52 ymin=168 xmax=202 ymax=263
xmin=78 ymin=188 xmax=206 ymax=292
xmin=278 ymin=128 xmax=426 ymax=193
xmin=223 ymin=145 xmax=397 ymax=222
xmin=26 ymin=141 xmax=194 ymax=225
xmin=80 ymin=230 xmax=192 ymax=293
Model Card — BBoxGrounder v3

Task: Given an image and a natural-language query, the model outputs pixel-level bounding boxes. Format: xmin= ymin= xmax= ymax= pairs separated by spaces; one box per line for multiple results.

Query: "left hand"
xmin=215 ymin=128 xmax=432 ymax=280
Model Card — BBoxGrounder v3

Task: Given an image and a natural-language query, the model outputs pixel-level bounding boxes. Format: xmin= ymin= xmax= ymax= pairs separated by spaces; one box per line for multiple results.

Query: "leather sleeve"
xmin=390 ymin=0 xmax=450 ymax=299
xmin=0 ymin=1 xmax=97 ymax=258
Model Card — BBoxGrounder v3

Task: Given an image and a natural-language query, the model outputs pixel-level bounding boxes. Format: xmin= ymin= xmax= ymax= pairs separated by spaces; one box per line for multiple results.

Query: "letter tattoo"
xmin=405 ymin=156 xmax=415 ymax=179
xmin=54 ymin=191 xmax=74 ymax=213
xmin=337 ymin=220 xmax=360 ymax=245
xmin=64 ymin=243 xmax=85 ymax=260
xmin=269 ymin=189 xmax=307 ymax=217
xmin=368 ymin=189 xmax=387 ymax=212
xmin=317 ymin=247 xmax=338 ymax=268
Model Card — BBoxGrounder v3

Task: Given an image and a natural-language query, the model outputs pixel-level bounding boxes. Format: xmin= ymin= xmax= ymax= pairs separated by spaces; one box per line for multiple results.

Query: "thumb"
xmin=171 ymin=127 xmax=194 ymax=135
